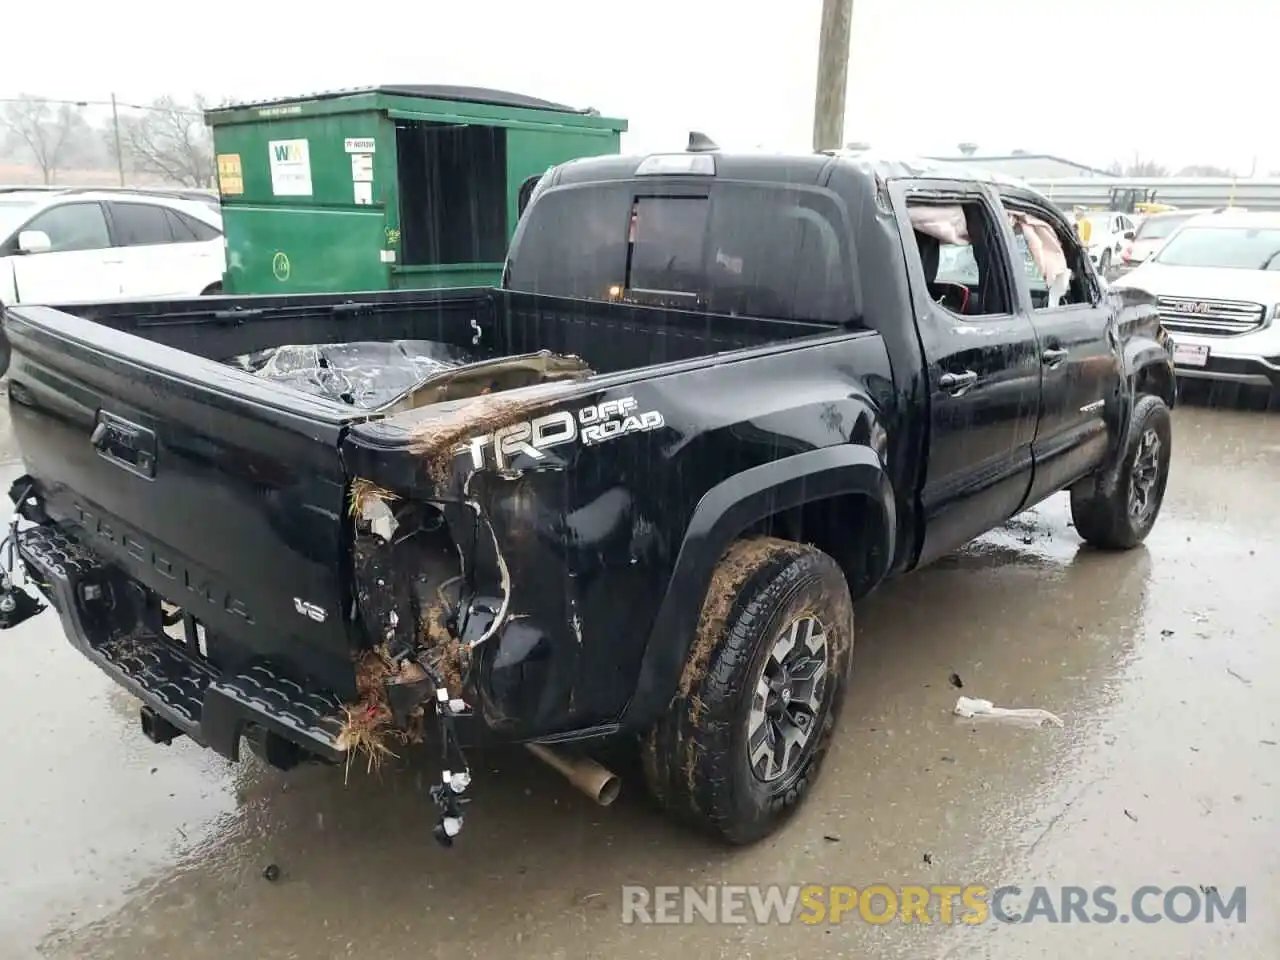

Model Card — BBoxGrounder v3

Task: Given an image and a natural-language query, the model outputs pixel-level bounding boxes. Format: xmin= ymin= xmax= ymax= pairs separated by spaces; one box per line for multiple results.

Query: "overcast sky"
xmin=3 ymin=0 xmax=1272 ymax=173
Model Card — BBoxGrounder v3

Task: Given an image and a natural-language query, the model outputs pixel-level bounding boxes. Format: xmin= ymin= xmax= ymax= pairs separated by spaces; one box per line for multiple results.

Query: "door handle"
xmin=1042 ymin=347 xmax=1069 ymax=367
xmin=938 ymin=370 xmax=979 ymax=395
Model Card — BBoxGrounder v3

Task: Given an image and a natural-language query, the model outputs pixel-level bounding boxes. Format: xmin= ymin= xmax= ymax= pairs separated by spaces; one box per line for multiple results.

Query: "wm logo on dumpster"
xmin=273 ymin=143 xmax=305 ymax=162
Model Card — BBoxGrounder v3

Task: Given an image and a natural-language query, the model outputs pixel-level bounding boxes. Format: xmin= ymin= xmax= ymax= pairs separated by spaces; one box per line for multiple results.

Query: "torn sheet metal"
xmin=229 ymin=341 xmax=592 ymax=416
xmin=380 ymin=350 xmax=592 ymax=415
xmin=228 ymin=340 xmax=477 ymax=410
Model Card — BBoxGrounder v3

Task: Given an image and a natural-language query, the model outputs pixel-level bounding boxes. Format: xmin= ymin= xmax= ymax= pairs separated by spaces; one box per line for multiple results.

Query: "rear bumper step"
xmin=18 ymin=523 xmax=347 ymax=764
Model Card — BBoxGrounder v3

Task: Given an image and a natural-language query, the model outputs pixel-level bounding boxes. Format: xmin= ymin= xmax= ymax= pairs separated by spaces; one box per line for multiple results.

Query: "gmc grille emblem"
xmin=1166 ymin=300 xmax=1213 ymax=314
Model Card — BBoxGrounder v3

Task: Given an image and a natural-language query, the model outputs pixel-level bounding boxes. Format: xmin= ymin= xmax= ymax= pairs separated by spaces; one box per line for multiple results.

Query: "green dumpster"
xmin=205 ymin=85 xmax=627 ymax=294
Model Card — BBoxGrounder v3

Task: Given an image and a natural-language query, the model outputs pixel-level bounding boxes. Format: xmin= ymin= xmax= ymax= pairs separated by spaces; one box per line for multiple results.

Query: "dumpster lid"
xmin=218 ymin=84 xmax=600 ymax=115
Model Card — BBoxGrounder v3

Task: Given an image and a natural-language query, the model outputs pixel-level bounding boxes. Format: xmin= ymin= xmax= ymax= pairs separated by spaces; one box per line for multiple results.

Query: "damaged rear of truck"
xmin=2 ymin=151 xmax=916 ymax=844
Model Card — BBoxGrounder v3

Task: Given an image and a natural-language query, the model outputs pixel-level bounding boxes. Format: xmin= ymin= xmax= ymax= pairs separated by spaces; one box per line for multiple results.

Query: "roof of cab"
xmin=549 ymin=148 xmax=1048 ymax=199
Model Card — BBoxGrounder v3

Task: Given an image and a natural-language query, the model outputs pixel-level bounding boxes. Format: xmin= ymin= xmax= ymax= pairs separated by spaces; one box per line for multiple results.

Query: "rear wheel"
xmin=200 ymin=282 xmax=223 ymax=296
xmin=1070 ymin=393 xmax=1172 ymax=549
xmin=641 ymin=537 xmax=854 ymax=845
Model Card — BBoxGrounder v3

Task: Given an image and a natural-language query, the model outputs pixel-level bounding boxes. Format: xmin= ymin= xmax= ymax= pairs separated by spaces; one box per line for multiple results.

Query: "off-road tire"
xmin=1070 ymin=394 xmax=1172 ymax=549
xmin=641 ymin=537 xmax=854 ymax=845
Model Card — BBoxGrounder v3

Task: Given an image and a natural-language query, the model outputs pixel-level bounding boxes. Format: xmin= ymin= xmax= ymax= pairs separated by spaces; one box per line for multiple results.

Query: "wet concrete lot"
xmin=1 ymin=401 xmax=1277 ymax=959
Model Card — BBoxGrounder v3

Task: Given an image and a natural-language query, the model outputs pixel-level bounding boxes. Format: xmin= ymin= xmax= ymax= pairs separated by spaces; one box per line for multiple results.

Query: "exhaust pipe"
xmin=526 ymin=742 xmax=621 ymax=806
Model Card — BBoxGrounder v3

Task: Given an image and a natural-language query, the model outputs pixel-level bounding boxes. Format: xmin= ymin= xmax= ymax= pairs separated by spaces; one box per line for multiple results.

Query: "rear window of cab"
xmin=505 ymin=181 xmax=857 ymax=325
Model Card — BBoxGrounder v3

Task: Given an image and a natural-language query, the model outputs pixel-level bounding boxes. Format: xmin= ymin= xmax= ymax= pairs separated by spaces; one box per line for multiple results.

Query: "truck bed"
xmin=2 ymin=287 xmax=834 ymax=757
xmin=48 ymin=286 xmax=827 ymax=376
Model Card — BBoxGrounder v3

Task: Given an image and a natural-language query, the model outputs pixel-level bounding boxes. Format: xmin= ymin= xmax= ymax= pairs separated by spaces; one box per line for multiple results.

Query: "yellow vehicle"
xmin=1108 ymin=187 xmax=1178 ymax=215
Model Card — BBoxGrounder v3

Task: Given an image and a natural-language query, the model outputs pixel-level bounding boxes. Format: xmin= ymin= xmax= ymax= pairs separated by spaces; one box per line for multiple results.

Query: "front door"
xmin=8 ymin=201 xmax=122 ymax=303
xmin=895 ymin=183 xmax=1044 ymax=566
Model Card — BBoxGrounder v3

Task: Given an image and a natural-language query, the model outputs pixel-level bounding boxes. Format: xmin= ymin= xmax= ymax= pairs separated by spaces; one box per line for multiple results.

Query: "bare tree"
xmin=1176 ymin=164 xmax=1235 ymax=177
xmin=1123 ymin=157 xmax=1169 ymax=178
xmin=109 ymin=95 xmax=215 ymax=187
xmin=0 ymin=94 xmax=93 ymax=183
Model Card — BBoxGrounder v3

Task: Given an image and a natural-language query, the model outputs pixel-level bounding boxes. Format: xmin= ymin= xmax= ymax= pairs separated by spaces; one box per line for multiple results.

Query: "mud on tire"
xmin=1070 ymin=393 xmax=1172 ymax=550
xmin=641 ymin=537 xmax=854 ymax=845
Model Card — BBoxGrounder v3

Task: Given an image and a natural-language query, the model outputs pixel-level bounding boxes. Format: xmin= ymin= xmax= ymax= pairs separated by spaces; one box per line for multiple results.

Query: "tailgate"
xmin=4 ymin=304 xmax=364 ymax=698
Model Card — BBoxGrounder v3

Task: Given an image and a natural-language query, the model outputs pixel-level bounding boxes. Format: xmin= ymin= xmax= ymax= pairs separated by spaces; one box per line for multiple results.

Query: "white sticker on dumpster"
xmin=351 ymin=153 xmax=374 ymax=182
xmin=344 ymin=137 xmax=376 ymax=153
xmin=354 ymin=181 xmax=373 ymax=205
xmin=268 ymin=139 xmax=312 ymax=196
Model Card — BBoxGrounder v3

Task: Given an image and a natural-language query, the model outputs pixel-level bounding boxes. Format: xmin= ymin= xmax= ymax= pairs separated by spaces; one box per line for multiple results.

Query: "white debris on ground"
xmin=954 ymin=696 xmax=1064 ymax=727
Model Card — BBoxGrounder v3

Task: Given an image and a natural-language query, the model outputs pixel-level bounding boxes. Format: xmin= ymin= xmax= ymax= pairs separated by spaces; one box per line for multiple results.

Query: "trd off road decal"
xmin=457 ymin=397 xmax=665 ymax=472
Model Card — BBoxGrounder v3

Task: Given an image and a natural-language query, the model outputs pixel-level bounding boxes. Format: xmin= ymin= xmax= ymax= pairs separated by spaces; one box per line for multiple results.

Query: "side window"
xmin=907 ymin=197 xmax=1012 ymax=318
xmin=1006 ymin=204 xmax=1097 ymax=310
xmin=108 ymin=202 xmax=175 ymax=246
xmin=165 ymin=208 xmax=221 ymax=242
xmin=23 ymin=202 xmax=111 ymax=253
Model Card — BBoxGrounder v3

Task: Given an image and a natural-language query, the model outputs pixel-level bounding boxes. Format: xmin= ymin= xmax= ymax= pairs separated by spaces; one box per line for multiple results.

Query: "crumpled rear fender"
xmin=341 ymin=361 xmax=898 ymax=742
xmin=618 ymin=443 xmax=896 ymax=729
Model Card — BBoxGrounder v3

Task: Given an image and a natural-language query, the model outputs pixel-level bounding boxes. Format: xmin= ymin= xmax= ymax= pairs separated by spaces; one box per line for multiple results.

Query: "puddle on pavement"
xmin=2 ymin=408 xmax=1276 ymax=960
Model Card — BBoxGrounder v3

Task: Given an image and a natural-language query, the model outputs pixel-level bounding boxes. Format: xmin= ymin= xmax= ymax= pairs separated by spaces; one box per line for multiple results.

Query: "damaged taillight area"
xmin=346 ymin=480 xmax=470 ymax=731
xmin=340 ymin=377 xmax=673 ymax=756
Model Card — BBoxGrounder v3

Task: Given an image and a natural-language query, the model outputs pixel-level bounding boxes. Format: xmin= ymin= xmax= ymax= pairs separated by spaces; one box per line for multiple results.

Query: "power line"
xmin=0 ymin=95 xmax=203 ymax=119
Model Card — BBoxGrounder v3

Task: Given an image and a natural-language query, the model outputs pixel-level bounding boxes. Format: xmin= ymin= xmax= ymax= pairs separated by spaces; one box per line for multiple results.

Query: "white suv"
xmin=1112 ymin=209 xmax=1280 ymax=397
xmin=1077 ymin=211 xmax=1139 ymax=275
xmin=0 ymin=187 xmax=226 ymax=373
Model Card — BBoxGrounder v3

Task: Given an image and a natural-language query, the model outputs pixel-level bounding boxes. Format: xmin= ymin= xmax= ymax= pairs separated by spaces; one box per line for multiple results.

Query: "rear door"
xmin=105 ymin=200 xmax=218 ymax=297
xmin=161 ymin=205 xmax=225 ymax=290
xmin=7 ymin=201 xmax=123 ymax=302
xmin=895 ymin=182 xmax=1043 ymax=565
xmin=996 ymin=193 xmax=1122 ymax=502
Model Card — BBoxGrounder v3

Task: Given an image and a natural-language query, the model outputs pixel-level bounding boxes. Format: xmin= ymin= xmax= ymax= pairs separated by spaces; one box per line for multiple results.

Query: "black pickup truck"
xmin=0 ymin=150 xmax=1175 ymax=846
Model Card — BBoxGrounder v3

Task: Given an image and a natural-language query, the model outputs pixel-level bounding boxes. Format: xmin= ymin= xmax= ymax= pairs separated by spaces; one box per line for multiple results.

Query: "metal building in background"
xmin=1026 ymin=177 xmax=1280 ymax=213
xmin=925 ymin=153 xmax=1280 ymax=212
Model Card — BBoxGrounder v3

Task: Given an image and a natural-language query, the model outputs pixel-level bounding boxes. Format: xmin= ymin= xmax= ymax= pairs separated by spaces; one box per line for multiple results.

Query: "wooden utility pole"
xmin=812 ymin=0 xmax=854 ymax=152
xmin=111 ymin=93 xmax=126 ymax=186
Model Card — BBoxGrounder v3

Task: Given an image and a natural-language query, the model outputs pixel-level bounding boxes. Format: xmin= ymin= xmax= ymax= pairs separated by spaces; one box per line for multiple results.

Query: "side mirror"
xmin=17 ymin=230 xmax=52 ymax=254
xmin=1123 ymin=230 xmax=1136 ymax=240
xmin=516 ymin=172 xmax=546 ymax=219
